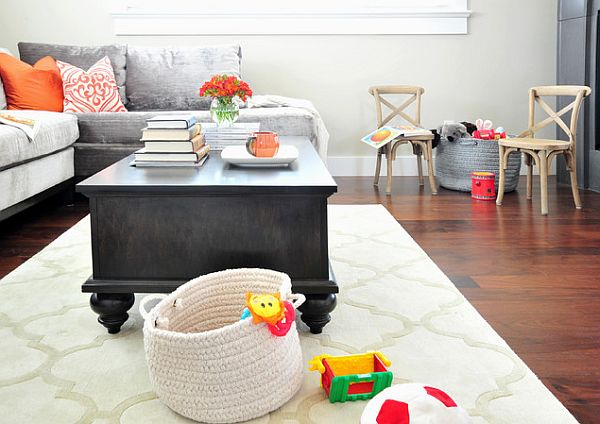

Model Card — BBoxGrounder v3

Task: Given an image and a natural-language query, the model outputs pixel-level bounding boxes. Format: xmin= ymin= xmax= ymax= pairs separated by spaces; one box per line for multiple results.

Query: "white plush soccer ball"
xmin=361 ymin=384 xmax=472 ymax=424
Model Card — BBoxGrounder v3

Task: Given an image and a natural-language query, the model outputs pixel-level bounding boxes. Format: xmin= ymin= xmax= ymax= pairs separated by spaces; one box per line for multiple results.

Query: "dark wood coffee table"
xmin=77 ymin=137 xmax=338 ymax=334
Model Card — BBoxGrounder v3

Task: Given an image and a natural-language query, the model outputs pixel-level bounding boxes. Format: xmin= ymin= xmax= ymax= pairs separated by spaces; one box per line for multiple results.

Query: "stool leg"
xmin=374 ymin=149 xmax=382 ymax=187
xmin=525 ymin=154 xmax=533 ymax=200
xmin=386 ymin=145 xmax=393 ymax=195
xmin=416 ymin=149 xmax=424 ymax=186
xmin=426 ymin=142 xmax=437 ymax=195
xmin=496 ymin=145 xmax=506 ymax=206
xmin=566 ymin=151 xmax=582 ymax=209
xmin=539 ymin=150 xmax=549 ymax=215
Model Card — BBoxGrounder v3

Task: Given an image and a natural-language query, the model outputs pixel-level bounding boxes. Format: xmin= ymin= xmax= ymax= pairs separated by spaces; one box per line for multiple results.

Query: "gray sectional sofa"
xmin=0 ymin=42 xmax=328 ymax=220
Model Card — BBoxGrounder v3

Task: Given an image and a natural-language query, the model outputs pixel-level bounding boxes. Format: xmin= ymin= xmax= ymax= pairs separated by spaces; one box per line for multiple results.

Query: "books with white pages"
xmin=208 ymin=141 xmax=249 ymax=151
xmin=134 ymin=145 xmax=210 ymax=162
xmin=144 ymin=134 xmax=205 ymax=153
xmin=204 ymin=133 xmax=254 ymax=140
xmin=141 ymin=123 xmax=202 ymax=141
xmin=201 ymin=122 xmax=260 ymax=133
xmin=146 ymin=115 xmax=197 ymax=129
xmin=201 ymin=122 xmax=260 ymax=150
xmin=132 ymin=155 xmax=209 ymax=168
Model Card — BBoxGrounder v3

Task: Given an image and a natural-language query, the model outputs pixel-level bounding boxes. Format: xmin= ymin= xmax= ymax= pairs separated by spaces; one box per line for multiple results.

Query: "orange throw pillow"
xmin=0 ymin=53 xmax=64 ymax=111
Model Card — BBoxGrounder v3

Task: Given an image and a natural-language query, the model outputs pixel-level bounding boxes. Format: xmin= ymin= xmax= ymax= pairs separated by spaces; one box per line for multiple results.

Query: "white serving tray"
xmin=220 ymin=145 xmax=299 ymax=167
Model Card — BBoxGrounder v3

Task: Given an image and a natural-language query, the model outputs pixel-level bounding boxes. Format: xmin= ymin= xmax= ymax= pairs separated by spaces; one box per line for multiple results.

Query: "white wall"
xmin=0 ymin=0 xmax=557 ymax=173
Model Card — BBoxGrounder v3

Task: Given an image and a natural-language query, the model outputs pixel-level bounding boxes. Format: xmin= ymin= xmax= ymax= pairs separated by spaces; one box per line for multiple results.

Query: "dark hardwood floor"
xmin=0 ymin=176 xmax=599 ymax=423
xmin=0 ymin=196 xmax=89 ymax=277
xmin=332 ymin=176 xmax=600 ymax=424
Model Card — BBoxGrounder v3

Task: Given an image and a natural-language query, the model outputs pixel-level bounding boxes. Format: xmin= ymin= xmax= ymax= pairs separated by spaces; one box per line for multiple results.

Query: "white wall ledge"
xmin=111 ymin=8 xmax=472 ymax=35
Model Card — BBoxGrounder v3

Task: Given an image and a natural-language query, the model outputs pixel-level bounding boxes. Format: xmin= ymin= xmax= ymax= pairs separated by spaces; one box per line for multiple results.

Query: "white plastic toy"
xmin=360 ymin=383 xmax=472 ymax=424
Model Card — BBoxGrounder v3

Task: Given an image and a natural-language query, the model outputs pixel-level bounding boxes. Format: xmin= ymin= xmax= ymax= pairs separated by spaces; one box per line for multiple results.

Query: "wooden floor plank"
xmin=1 ymin=176 xmax=599 ymax=423
xmin=330 ymin=176 xmax=600 ymax=424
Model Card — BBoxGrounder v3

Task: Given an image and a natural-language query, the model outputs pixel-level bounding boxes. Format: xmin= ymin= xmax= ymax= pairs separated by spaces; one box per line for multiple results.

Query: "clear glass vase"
xmin=210 ymin=97 xmax=240 ymax=127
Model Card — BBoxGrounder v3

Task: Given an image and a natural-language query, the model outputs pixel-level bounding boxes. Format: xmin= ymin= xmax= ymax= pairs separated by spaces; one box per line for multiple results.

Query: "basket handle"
xmin=288 ymin=293 xmax=306 ymax=309
xmin=139 ymin=294 xmax=168 ymax=320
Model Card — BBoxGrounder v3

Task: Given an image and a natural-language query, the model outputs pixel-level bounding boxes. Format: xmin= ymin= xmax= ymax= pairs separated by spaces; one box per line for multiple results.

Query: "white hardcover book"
xmin=132 ymin=155 xmax=209 ymax=167
xmin=202 ymin=122 xmax=260 ymax=133
xmin=134 ymin=145 xmax=210 ymax=162
xmin=143 ymin=134 xmax=205 ymax=153
xmin=146 ymin=114 xmax=197 ymax=129
xmin=141 ymin=123 xmax=202 ymax=141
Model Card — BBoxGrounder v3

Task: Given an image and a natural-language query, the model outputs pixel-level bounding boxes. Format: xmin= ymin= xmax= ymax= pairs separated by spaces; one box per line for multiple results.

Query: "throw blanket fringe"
xmin=247 ymin=95 xmax=329 ymax=160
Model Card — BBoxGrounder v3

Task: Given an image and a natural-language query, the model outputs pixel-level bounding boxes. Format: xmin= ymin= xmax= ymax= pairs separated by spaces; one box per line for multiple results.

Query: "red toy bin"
xmin=471 ymin=171 xmax=496 ymax=201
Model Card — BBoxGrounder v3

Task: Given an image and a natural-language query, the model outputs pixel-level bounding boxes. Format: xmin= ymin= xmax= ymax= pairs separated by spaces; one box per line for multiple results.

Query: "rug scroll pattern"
xmin=0 ymin=205 xmax=578 ymax=423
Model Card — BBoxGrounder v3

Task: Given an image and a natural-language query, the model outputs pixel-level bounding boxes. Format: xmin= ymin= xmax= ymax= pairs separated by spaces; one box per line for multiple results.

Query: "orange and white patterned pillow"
xmin=56 ymin=57 xmax=126 ymax=113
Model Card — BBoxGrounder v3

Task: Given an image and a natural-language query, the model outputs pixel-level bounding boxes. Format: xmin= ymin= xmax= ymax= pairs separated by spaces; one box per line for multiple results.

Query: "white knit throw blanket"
xmin=247 ymin=94 xmax=330 ymax=160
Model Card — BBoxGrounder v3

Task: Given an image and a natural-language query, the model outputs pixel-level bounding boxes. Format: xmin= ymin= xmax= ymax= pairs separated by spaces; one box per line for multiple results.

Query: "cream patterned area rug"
xmin=0 ymin=205 xmax=577 ymax=424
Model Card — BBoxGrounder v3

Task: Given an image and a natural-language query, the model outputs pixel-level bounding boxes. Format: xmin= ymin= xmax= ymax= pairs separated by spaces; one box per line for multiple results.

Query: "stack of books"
xmin=134 ymin=115 xmax=210 ymax=167
xmin=202 ymin=122 xmax=261 ymax=151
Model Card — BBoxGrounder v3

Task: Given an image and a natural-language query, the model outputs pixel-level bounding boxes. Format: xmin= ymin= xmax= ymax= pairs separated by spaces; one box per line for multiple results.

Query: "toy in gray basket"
xmin=437 ymin=121 xmax=469 ymax=142
xmin=435 ymin=122 xmax=521 ymax=192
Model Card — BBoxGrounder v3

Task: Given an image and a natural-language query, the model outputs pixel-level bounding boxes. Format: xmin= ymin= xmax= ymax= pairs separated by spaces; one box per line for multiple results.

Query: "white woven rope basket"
xmin=140 ymin=268 xmax=305 ymax=423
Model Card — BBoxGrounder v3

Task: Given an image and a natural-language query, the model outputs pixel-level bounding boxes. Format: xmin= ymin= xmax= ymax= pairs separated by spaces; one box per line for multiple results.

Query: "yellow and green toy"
xmin=309 ymin=352 xmax=393 ymax=403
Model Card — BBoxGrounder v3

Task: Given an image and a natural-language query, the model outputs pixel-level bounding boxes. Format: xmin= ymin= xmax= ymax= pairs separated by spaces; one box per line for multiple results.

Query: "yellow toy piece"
xmin=308 ymin=354 xmax=331 ymax=374
xmin=245 ymin=292 xmax=285 ymax=325
xmin=309 ymin=352 xmax=391 ymax=375
xmin=308 ymin=352 xmax=393 ymax=403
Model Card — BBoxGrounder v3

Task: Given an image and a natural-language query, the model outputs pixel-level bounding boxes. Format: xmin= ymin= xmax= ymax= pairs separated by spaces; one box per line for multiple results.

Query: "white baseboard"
xmin=327 ymin=155 xmax=422 ymax=177
xmin=326 ymin=155 xmax=556 ymax=177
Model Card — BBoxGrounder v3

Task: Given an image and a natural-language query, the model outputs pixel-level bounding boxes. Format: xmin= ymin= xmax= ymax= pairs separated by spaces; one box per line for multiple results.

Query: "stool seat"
xmin=499 ymin=137 xmax=570 ymax=150
xmin=394 ymin=134 xmax=435 ymax=141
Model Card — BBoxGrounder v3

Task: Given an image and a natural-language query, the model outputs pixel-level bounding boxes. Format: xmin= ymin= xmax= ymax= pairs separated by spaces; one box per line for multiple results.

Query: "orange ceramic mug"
xmin=246 ymin=131 xmax=279 ymax=158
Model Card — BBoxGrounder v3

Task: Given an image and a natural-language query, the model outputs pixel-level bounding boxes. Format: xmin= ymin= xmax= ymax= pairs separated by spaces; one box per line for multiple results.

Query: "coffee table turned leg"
xmin=299 ymin=293 xmax=337 ymax=334
xmin=90 ymin=293 xmax=135 ymax=334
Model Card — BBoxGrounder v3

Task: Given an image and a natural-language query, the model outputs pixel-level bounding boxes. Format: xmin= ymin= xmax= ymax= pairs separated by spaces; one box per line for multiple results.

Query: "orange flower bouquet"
xmin=200 ymin=75 xmax=253 ymax=127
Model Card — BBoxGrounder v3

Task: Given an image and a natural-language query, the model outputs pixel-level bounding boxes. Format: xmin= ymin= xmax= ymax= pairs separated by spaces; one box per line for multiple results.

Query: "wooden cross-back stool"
xmin=496 ymin=85 xmax=591 ymax=215
xmin=369 ymin=85 xmax=437 ymax=195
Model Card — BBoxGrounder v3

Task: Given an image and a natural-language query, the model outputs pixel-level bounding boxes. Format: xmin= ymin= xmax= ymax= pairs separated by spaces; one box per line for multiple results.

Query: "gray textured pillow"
xmin=0 ymin=47 xmax=13 ymax=110
xmin=125 ymin=45 xmax=242 ymax=111
xmin=18 ymin=42 xmax=128 ymax=104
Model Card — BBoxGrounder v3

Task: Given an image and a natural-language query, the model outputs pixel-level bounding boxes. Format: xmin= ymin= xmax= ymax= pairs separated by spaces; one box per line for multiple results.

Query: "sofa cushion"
xmin=0 ymin=147 xmax=73 ymax=211
xmin=0 ymin=47 xmax=13 ymax=110
xmin=18 ymin=42 xmax=128 ymax=105
xmin=75 ymin=108 xmax=318 ymax=147
xmin=125 ymin=45 xmax=241 ymax=111
xmin=0 ymin=110 xmax=79 ymax=170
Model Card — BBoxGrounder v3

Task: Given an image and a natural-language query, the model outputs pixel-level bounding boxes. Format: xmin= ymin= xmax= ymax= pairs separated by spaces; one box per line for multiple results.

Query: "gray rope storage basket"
xmin=140 ymin=268 xmax=305 ymax=424
xmin=435 ymin=137 xmax=521 ymax=192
